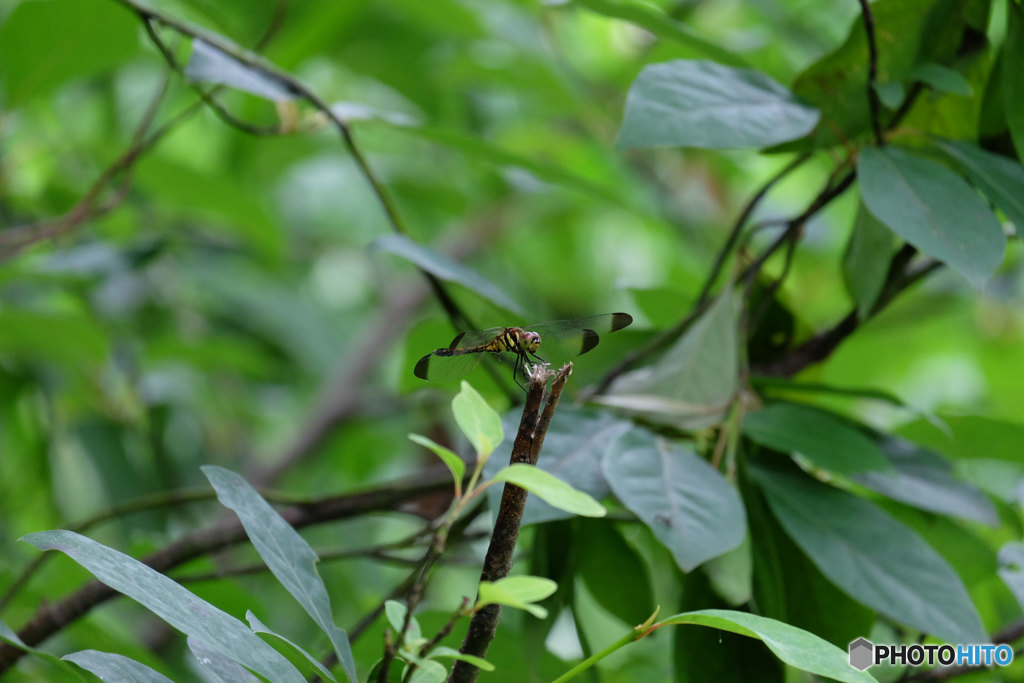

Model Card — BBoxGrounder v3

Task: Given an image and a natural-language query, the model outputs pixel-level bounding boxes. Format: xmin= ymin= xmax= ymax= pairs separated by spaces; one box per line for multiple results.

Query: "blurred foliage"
xmin=1 ymin=0 xmax=1023 ymax=681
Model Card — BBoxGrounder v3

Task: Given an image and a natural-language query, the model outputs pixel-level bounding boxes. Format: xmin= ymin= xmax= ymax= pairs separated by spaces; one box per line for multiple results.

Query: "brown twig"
xmin=448 ymin=363 xmax=571 ymax=683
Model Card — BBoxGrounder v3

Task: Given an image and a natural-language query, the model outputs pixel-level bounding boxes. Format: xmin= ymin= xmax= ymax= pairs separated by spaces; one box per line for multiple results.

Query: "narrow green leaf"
xmin=843 ymin=200 xmax=895 ymax=316
xmin=908 ymin=63 xmax=972 ymax=96
xmin=247 ymin=612 xmax=337 ymax=682
xmin=203 ymin=466 xmax=356 ymax=683
xmin=371 ymin=234 xmax=525 ymax=315
xmin=428 ymin=647 xmax=494 ymax=672
xmin=858 ymin=145 xmax=1006 ymax=288
xmin=936 ymin=139 xmax=1024 ymax=230
xmin=596 ymin=289 xmax=738 ymax=429
xmin=408 ymin=434 xmax=465 ymax=496
xmin=618 ymin=60 xmax=819 ymax=150
xmin=187 ymin=636 xmax=260 ymax=682
xmin=185 ymin=39 xmax=298 ymax=101
xmin=476 ymin=576 xmax=558 ymax=618
xmin=754 ymin=466 xmax=988 ymax=644
xmin=19 ymin=530 xmax=304 ymax=683
xmin=451 ymin=382 xmax=503 ymax=459
xmin=742 ymin=402 xmax=891 ymax=474
xmin=603 ymin=428 xmax=746 ymax=571
xmin=63 ymin=650 xmax=174 ymax=683
xmin=490 ymin=464 xmax=606 ymax=518
xmin=661 ymin=609 xmax=876 ymax=683
xmin=1004 ymin=1 xmax=1024 ymax=161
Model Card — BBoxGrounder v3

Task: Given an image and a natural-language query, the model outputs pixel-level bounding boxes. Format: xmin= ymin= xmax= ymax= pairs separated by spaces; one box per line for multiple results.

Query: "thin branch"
xmin=448 ymin=363 xmax=572 ymax=683
xmin=858 ymin=0 xmax=885 ymax=146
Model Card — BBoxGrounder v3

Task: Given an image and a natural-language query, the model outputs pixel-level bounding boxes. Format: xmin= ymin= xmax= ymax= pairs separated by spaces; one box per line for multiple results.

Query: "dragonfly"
xmin=414 ymin=313 xmax=633 ymax=389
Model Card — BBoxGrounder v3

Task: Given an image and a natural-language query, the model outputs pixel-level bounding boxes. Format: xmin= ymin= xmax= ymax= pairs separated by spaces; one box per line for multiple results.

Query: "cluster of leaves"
xmin=1 ymin=0 xmax=1024 ymax=681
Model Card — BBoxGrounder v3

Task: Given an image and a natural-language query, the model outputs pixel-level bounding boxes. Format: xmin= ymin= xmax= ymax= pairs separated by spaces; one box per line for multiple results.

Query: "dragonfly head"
xmin=521 ymin=330 xmax=542 ymax=352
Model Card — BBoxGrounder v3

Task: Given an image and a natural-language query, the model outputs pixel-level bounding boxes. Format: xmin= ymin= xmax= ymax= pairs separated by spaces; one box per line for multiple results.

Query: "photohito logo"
xmin=848 ymin=637 xmax=1014 ymax=671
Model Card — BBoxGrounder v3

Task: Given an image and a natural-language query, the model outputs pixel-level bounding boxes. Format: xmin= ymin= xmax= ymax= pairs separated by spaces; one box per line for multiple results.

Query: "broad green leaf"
xmin=476 ymin=576 xmax=558 ymax=618
xmin=452 ymin=381 xmax=504 ymax=459
xmin=858 ymin=145 xmax=1006 ymax=288
xmin=203 ymin=467 xmax=356 ymax=683
xmin=617 ymin=60 xmax=819 ymax=150
xmin=372 ymin=234 xmax=525 ymax=315
xmin=490 ymin=464 xmax=606 ymax=518
xmin=603 ymin=428 xmax=745 ymax=571
xmin=185 ymin=39 xmax=298 ymax=101
xmin=383 ymin=601 xmax=422 ymax=643
xmin=19 ymin=530 xmax=304 ymax=683
xmin=408 ymin=434 xmax=465 ymax=496
xmin=873 ymin=81 xmax=905 ymax=109
xmin=852 ymin=435 xmax=997 ymax=525
xmin=843 ymin=200 xmax=895 ymax=316
xmin=742 ymin=402 xmax=890 ymax=474
xmin=754 ymin=467 xmax=987 ymax=644
xmin=484 ymin=406 xmax=631 ymax=525
xmin=573 ymin=0 xmax=747 ymax=67
xmin=998 ymin=542 xmax=1024 ymax=612
xmin=408 ymin=660 xmax=446 ymax=683
xmin=1005 ymin=1 xmax=1024 ymax=162
xmin=936 ymin=139 xmax=1024 ymax=230
xmin=187 ymin=636 xmax=260 ymax=683
xmin=662 ymin=609 xmax=876 ymax=683
xmin=63 ymin=650 xmax=174 ymax=683
xmin=427 ymin=647 xmax=494 ymax=672
xmin=247 ymin=612 xmax=337 ymax=682
xmin=0 ymin=0 xmax=139 ymax=105
xmin=909 ymin=63 xmax=973 ymax=96
xmin=596 ymin=289 xmax=738 ymax=429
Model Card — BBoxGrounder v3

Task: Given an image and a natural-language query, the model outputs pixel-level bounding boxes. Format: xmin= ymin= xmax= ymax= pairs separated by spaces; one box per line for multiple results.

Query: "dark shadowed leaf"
xmin=603 ymin=428 xmax=745 ymax=571
xmin=936 ymin=139 xmax=1024 ymax=230
xmin=1005 ymin=2 xmax=1024 ymax=161
xmin=577 ymin=520 xmax=654 ymax=624
xmin=754 ymin=467 xmax=987 ymax=644
xmin=19 ymin=531 xmax=304 ymax=682
xmin=203 ymin=466 xmax=356 ymax=682
xmin=617 ymin=60 xmax=819 ymax=150
xmin=843 ymin=200 xmax=894 ymax=316
xmin=858 ymin=146 xmax=1005 ymax=288
xmin=371 ymin=234 xmax=525 ymax=315
xmin=742 ymin=402 xmax=890 ymax=474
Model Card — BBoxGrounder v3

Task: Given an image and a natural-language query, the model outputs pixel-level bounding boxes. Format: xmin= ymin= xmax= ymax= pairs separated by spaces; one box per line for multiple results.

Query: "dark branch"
xmin=858 ymin=0 xmax=884 ymax=146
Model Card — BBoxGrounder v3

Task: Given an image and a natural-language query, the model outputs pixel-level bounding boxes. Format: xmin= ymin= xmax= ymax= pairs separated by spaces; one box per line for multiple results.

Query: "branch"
xmin=0 ymin=467 xmax=459 ymax=673
xmin=448 ymin=363 xmax=572 ymax=683
xmin=858 ymin=0 xmax=885 ymax=146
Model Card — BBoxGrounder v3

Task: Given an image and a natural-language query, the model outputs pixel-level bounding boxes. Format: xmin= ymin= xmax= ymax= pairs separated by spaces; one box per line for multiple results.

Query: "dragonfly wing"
xmin=524 ymin=313 xmax=633 ymax=357
xmin=445 ymin=326 xmax=507 ymax=350
xmin=414 ymin=349 xmax=486 ymax=381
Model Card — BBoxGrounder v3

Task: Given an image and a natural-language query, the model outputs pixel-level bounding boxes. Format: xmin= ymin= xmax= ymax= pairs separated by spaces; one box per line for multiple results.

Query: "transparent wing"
xmin=523 ymin=312 xmax=633 ymax=358
xmin=414 ymin=351 xmax=487 ymax=381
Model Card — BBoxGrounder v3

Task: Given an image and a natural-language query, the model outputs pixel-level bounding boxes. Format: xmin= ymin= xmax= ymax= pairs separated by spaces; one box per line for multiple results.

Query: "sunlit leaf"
xmin=408 ymin=434 xmax=465 ymax=497
xmin=490 ymin=464 xmax=606 ymax=517
xmin=618 ymin=60 xmax=819 ymax=149
xmin=19 ymin=531 xmax=304 ymax=682
xmin=475 ymin=576 xmax=557 ymax=618
xmin=383 ymin=601 xmax=422 ymax=644
xmin=427 ymin=647 xmax=494 ymax=672
xmin=858 ymin=145 xmax=1005 ymax=288
xmin=451 ymin=381 xmax=504 ymax=459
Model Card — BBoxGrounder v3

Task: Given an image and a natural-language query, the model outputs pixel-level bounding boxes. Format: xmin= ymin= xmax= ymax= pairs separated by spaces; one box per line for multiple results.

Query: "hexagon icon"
xmin=849 ymin=637 xmax=874 ymax=671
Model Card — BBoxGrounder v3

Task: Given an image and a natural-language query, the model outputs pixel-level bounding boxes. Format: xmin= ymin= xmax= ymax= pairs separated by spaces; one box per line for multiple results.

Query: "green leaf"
xmin=742 ymin=402 xmax=891 ymax=474
xmin=476 ymin=576 xmax=558 ymax=618
xmin=1004 ymin=1 xmax=1024 ymax=162
xmin=595 ymin=289 xmax=739 ymax=429
xmin=451 ymin=381 xmax=504 ymax=459
xmin=998 ymin=542 xmax=1024 ymax=612
xmin=936 ymin=139 xmax=1024 ymax=230
xmin=852 ymin=435 xmax=998 ymax=525
xmin=185 ymin=39 xmax=298 ymax=101
xmin=490 ymin=464 xmax=606 ymax=518
xmin=383 ymin=600 xmax=422 ymax=643
xmin=873 ymin=81 xmax=905 ymax=109
xmin=576 ymin=520 xmax=654 ymax=624
xmin=19 ymin=530 xmax=305 ymax=683
xmin=408 ymin=434 xmax=465 ymax=496
xmin=908 ymin=63 xmax=973 ymax=96
xmin=428 ymin=647 xmax=494 ymax=672
xmin=247 ymin=612 xmax=337 ymax=682
xmin=617 ymin=60 xmax=819 ymax=150
xmin=843 ymin=200 xmax=895 ymax=316
xmin=753 ymin=466 xmax=988 ymax=644
xmin=0 ymin=0 xmax=139 ymax=105
xmin=187 ymin=636 xmax=260 ymax=683
xmin=603 ymin=428 xmax=746 ymax=571
xmin=662 ymin=609 xmax=876 ymax=683
xmin=371 ymin=234 xmax=525 ymax=315
xmin=408 ymin=659 xmax=447 ymax=683
xmin=202 ymin=466 xmax=356 ymax=683
xmin=858 ymin=145 xmax=1006 ymax=288
xmin=702 ymin=534 xmax=752 ymax=607
xmin=63 ymin=650 xmax=174 ymax=683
